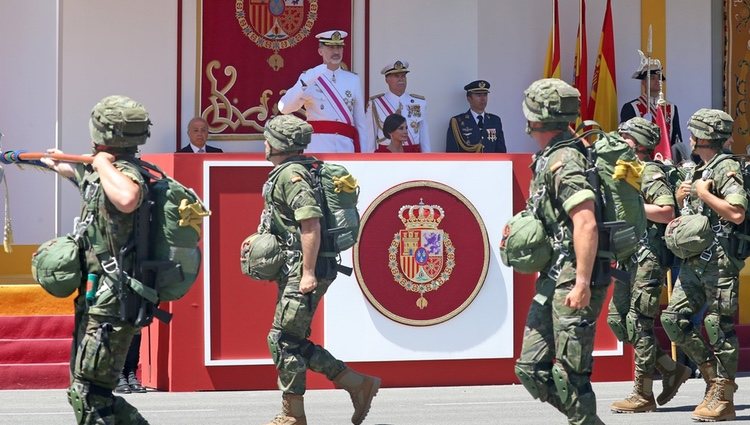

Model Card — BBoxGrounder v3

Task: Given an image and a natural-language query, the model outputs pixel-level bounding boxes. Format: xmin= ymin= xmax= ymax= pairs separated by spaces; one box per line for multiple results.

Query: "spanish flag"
xmin=574 ymin=0 xmax=588 ymax=121
xmin=544 ymin=0 xmax=561 ymax=78
xmin=589 ymin=0 xmax=617 ymax=131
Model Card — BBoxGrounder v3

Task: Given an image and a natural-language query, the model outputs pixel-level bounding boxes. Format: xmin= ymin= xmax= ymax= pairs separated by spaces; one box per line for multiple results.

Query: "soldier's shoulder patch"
xmin=291 ymin=176 xmax=303 ymax=183
xmin=370 ymin=93 xmax=385 ymax=101
xmin=549 ymin=161 xmax=564 ymax=173
xmin=410 ymin=93 xmax=425 ymax=100
xmin=727 ymin=171 xmax=737 ymax=178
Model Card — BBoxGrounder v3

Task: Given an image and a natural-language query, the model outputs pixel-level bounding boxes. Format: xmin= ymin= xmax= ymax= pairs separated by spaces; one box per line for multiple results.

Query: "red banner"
xmin=198 ymin=0 xmax=352 ymax=139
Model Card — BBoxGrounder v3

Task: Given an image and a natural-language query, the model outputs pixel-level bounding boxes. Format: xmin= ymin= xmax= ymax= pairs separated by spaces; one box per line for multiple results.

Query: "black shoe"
xmin=127 ymin=371 xmax=147 ymax=393
xmin=114 ymin=374 xmax=131 ymax=394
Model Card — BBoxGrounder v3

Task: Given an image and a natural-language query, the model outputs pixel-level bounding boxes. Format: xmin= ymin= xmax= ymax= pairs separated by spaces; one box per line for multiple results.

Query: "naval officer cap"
xmin=465 ymin=80 xmax=491 ymax=94
xmin=381 ymin=60 xmax=410 ymax=76
xmin=316 ymin=30 xmax=347 ymax=46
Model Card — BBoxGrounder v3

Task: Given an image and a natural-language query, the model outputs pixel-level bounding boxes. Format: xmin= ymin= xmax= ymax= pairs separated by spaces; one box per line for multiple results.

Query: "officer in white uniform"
xmin=277 ymin=30 xmax=372 ymax=153
xmin=366 ymin=60 xmax=431 ymax=152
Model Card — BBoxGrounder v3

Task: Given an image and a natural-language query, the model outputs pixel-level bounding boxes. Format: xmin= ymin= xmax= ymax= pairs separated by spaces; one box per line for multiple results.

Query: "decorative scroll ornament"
xmin=235 ymin=0 xmax=319 ymax=71
xmin=389 ymin=199 xmax=455 ymax=309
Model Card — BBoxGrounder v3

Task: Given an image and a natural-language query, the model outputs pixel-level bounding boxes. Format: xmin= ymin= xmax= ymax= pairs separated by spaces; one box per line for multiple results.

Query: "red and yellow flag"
xmin=589 ymin=0 xmax=617 ymax=131
xmin=574 ymin=0 xmax=589 ymax=121
xmin=544 ymin=0 xmax=561 ymax=78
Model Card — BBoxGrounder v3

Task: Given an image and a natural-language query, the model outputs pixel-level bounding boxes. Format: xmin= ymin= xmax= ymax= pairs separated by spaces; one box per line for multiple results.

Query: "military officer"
xmin=514 ymin=78 xmax=606 ymax=425
xmin=609 ymin=117 xmax=691 ymax=414
xmin=445 ymin=80 xmax=506 ymax=153
xmin=277 ymin=30 xmax=372 ymax=153
xmin=366 ymin=59 xmax=431 ymax=152
xmin=661 ymin=109 xmax=746 ymax=422
xmin=259 ymin=115 xmax=380 ymax=425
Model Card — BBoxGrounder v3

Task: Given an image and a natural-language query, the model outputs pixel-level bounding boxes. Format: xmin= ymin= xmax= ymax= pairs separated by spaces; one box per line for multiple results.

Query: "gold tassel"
xmin=1 ymin=168 xmax=12 ymax=253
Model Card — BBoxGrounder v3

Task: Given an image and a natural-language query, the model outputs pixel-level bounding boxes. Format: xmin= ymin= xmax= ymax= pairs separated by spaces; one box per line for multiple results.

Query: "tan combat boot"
xmin=654 ymin=353 xmax=692 ymax=405
xmin=610 ymin=373 xmax=656 ymax=413
xmin=263 ymin=394 xmax=307 ymax=425
xmin=333 ymin=368 xmax=381 ymax=425
xmin=692 ymin=378 xmax=737 ymax=422
xmin=694 ymin=361 xmax=719 ymax=413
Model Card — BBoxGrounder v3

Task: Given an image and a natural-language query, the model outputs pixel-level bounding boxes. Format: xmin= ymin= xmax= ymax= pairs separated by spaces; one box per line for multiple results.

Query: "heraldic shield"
xmin=355 ymin=180 xmax=489 ymax=326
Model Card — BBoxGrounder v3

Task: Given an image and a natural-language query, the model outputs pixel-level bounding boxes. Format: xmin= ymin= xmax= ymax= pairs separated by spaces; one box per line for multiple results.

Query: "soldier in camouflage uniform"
xmin=258 ymin=115 xmax=380 ymax=425
xmin=514 ymin=78 xmax=607 ymax=425
xmin=609 ymin=117 xmax=691 ymax=413
xmin=41 ymin=95 xmax=152 ymax=424
xmin=660 ymin=108 xmax=746 ymax=422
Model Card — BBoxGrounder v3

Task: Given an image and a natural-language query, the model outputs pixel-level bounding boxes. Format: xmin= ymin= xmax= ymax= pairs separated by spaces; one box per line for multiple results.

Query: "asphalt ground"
xmin=3 ymin=376 xmax=750 ymax=424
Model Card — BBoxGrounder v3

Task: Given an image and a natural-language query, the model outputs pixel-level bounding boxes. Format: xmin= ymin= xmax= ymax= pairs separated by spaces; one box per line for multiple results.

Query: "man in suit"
xmin=366 ymin=59 xmax=431 ymax=152
xmin=178 ymin=117 xmax=223 ymax=153
xmin=277 ymin=30 xmax=371 ymax=153
xmin=446 ymin=80 xmax=506 ymax=153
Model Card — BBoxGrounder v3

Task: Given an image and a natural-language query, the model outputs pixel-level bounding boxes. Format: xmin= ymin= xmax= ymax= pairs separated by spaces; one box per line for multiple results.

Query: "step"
xmin=0 ymin=315 xmax=73 ymax=339
xmin=0 ymin=338 xmax=71 ymax=364
xmin=0 ymin=363 xmax=69 ymax=390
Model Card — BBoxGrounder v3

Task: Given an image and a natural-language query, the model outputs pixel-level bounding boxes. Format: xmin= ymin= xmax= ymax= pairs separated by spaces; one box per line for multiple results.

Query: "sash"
xmin=315 ymin=74 xmax=353 ymax=125
xmin=309 ymin=120 xmax=361 ymax=153
xmin=373 ymin=95 xmax=416 ymax=146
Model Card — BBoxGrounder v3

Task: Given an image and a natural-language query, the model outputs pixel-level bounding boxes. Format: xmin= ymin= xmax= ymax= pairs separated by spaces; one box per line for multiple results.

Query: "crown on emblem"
xmin=395 ymin=61 xmax=404 ymax=70
xmin=332 ymin=31 xmax=341 ymax=41
xmin=399 ymin=199 xmax=444 ymax=229
xmin=479 ymin=81 xmax=487 ymax=88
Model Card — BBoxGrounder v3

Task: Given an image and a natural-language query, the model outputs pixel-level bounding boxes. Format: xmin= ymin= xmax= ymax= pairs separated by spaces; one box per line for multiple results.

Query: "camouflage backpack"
xmin=31 ymin=236 xmax=83 ymax=298
xmin=499 ymin=209 xmax=552 ymax=274
xmin=664 ymin=214 xmax=713 ymax=259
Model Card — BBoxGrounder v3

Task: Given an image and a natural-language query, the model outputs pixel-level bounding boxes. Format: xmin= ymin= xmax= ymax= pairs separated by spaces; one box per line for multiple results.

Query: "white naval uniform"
xmin=278 ymin=64 xmax=371 ymax=153
xmin=365 ymin=91 xmax=431 ymax=152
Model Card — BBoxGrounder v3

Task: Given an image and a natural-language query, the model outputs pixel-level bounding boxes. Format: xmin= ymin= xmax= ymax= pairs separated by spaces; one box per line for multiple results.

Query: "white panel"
xmin=368 ymin=1 xmax=479 ymax=153
xmin=666 ymin=0 xmax=713 ymax=149
xmin=0 ymin=0 xmax=58 ymax=243
xmin=325 ymin=160 xmax=515 ymax=361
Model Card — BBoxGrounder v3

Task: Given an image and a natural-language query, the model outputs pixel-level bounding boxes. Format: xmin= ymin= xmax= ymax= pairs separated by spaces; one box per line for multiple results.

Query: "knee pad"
xmin=607 ymin=313 xmax=628 ymax=342
xmin=660 ymin=310 xmax=691 ymax=343
xmin=551 ymin=363 xmax=570 ymax=406
xmin=625 ymin=311 xmax=640 ymax=343
xmin=514 ymin=362 xmax=548 ymax=401
xmin=68 ymin=383 xmax=85 ymax=425
xmin=705 ymin=313 xmax=721 ymax=345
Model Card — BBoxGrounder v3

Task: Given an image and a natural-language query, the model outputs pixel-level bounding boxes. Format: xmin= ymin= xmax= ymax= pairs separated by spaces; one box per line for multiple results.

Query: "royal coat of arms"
xmin=389 ymin=200 xmax=455 ymax=309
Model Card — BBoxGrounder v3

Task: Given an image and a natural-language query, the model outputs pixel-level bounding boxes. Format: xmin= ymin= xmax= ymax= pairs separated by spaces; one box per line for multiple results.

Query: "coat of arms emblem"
xmin=235 ymin=0 xmax=319 ymax=71
xmin=389 ymin=200 xmax=455 ymax=309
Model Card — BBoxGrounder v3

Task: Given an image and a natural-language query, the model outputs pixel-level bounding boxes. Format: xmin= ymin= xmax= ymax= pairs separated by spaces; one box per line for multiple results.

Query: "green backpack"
xmin=499 ymin=209 xmax=552 ymax=274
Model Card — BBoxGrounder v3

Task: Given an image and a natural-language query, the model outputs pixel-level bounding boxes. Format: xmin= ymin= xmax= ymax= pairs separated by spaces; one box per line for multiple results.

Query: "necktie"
xmin=477 ymin=114 xmax=484 ymax=129
xmin=197 ymin=148 xmax=205 ymax=153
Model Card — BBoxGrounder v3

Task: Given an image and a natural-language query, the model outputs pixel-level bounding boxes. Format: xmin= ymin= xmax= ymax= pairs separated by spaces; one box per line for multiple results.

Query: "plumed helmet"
xmin=31 ymin=236 xmax=82 ymax=298
xmin=688 ymin=108 xmax=733 ymax=144
xmin=89 ymin=95 xmax=151 ymax=148
xmin=264 ymin=115 xmax=313 ymax=152
xmin=522 ymin=78 xmax=580 ymax=126
xmin=618 ymin=117 xmax=660 ymax=149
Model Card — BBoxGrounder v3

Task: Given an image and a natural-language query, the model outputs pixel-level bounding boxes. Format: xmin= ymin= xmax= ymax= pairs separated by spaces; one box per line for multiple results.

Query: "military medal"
xmin=487 ymin=128 xmax=497 ymax=142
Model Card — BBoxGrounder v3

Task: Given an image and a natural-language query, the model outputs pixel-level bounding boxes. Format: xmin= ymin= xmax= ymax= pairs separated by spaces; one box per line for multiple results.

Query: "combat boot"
xmin=114 ymin=373 xmax=131 ymax=394
xmin=694 ymin=361 xmax=719 ymax=412
xmin=654 ymin=353 xmax=691 ymax=405
xmin=333 ymin=368 xmax=381 ymax=425
xmin=127 ymin=371 xmax=147 ymax=393
xmin=263 ymin=394 xmax=306 ymax=425
xmin=610 ymin=373 xmax=656 ymax=413
xmin=692 ymin=378 xmax=737 ymax=422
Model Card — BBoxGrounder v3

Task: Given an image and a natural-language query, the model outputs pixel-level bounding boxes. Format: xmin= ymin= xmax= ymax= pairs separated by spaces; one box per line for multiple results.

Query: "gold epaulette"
xmin=369 ymin=93 xmax=385 ymax=101
xmin=410 ymin=93 xmax=425 ymax=100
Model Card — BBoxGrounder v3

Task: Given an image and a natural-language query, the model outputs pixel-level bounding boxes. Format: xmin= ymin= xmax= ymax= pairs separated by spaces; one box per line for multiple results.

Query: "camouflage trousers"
xmin=268 ymin=264 xmax=346 ymax=395
xmin=661 ymin=246 xmax=740 ymax=379
xmin=68 ymin=313 xmax=149 ymax=425
xmin=607 ymin=252 xmax=670 ymax=376
xmin=515 ymin=276 xmax=609 ymax=425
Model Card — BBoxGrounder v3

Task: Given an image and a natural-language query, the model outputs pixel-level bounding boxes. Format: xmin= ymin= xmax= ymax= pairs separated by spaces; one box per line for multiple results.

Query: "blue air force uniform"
xmin=445 ymin=80 xmax=506 ymax=153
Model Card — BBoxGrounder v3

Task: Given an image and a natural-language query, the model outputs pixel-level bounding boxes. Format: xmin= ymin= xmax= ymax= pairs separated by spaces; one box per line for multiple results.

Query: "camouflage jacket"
xmin=640 ymin=161 xmax=676 ymax=257
xmin=259 ymin=155 xmax=324 ymax=252
xmin=685 ymin=154 xmax=747 ymax=230
xmin=528 ymin=131 xmax=596 ymax=283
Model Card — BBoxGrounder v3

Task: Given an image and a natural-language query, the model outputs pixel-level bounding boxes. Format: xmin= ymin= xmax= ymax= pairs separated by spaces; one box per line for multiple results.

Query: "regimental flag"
xmin=574 ymin=0 xmax=589 ymax=122
xmin=544 ymin=0 xmax=561 ymax=79
xmin=654 ymin=102 xmax=672 ymax=161
xmin=589 ymin=0 xmax=617 ymax=131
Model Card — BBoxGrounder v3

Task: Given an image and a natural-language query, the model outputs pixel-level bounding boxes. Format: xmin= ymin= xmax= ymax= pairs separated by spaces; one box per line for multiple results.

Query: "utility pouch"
xmin=600 ymin=220 xmax=638 ymax=261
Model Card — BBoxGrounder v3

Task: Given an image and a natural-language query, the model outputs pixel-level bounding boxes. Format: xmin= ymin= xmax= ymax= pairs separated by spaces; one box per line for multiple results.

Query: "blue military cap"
xmin=464 ymin=80 xmax=491 ymax=94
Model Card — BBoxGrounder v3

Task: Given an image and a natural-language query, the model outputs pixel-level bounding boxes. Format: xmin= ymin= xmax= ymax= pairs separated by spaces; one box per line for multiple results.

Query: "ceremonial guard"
xmin=366 ymin=60 xmax=431 ymax=152
xmin=445 ymin=80 xmax=506 ymax=153
xmin=278 ymin=30 xmax=372 ymax=153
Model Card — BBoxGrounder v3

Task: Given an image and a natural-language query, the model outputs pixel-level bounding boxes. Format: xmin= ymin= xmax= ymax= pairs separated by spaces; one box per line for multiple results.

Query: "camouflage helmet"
xmin=264 ymin=115 xmax=312 ymax=153
xmin=31 ymin=236 xmax=82 ymax=298
xmin=687 ymin=108 xmax=733 ymax=144
xmin=522 ymin=78 xmax=580 ymax=128
xmin=89 ymin=95 xmax=151 ymax=148
xmin=618 ymin=117 xmax=660 ymax=149
xmin=240 ymin=232 xmax=286 ymax=281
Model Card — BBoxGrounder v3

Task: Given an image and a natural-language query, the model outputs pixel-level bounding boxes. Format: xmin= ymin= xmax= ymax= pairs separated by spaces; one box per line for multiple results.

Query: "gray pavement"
xmin=3 ymin=376 xmax=750 ymax=424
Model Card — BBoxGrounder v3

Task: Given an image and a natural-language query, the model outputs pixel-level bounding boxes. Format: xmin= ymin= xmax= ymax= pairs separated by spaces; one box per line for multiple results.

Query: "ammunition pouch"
xmin=590 ymin=221 xmax=634 ymax=285
xmin=729 ymin=222 xmax=750 ymax=260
